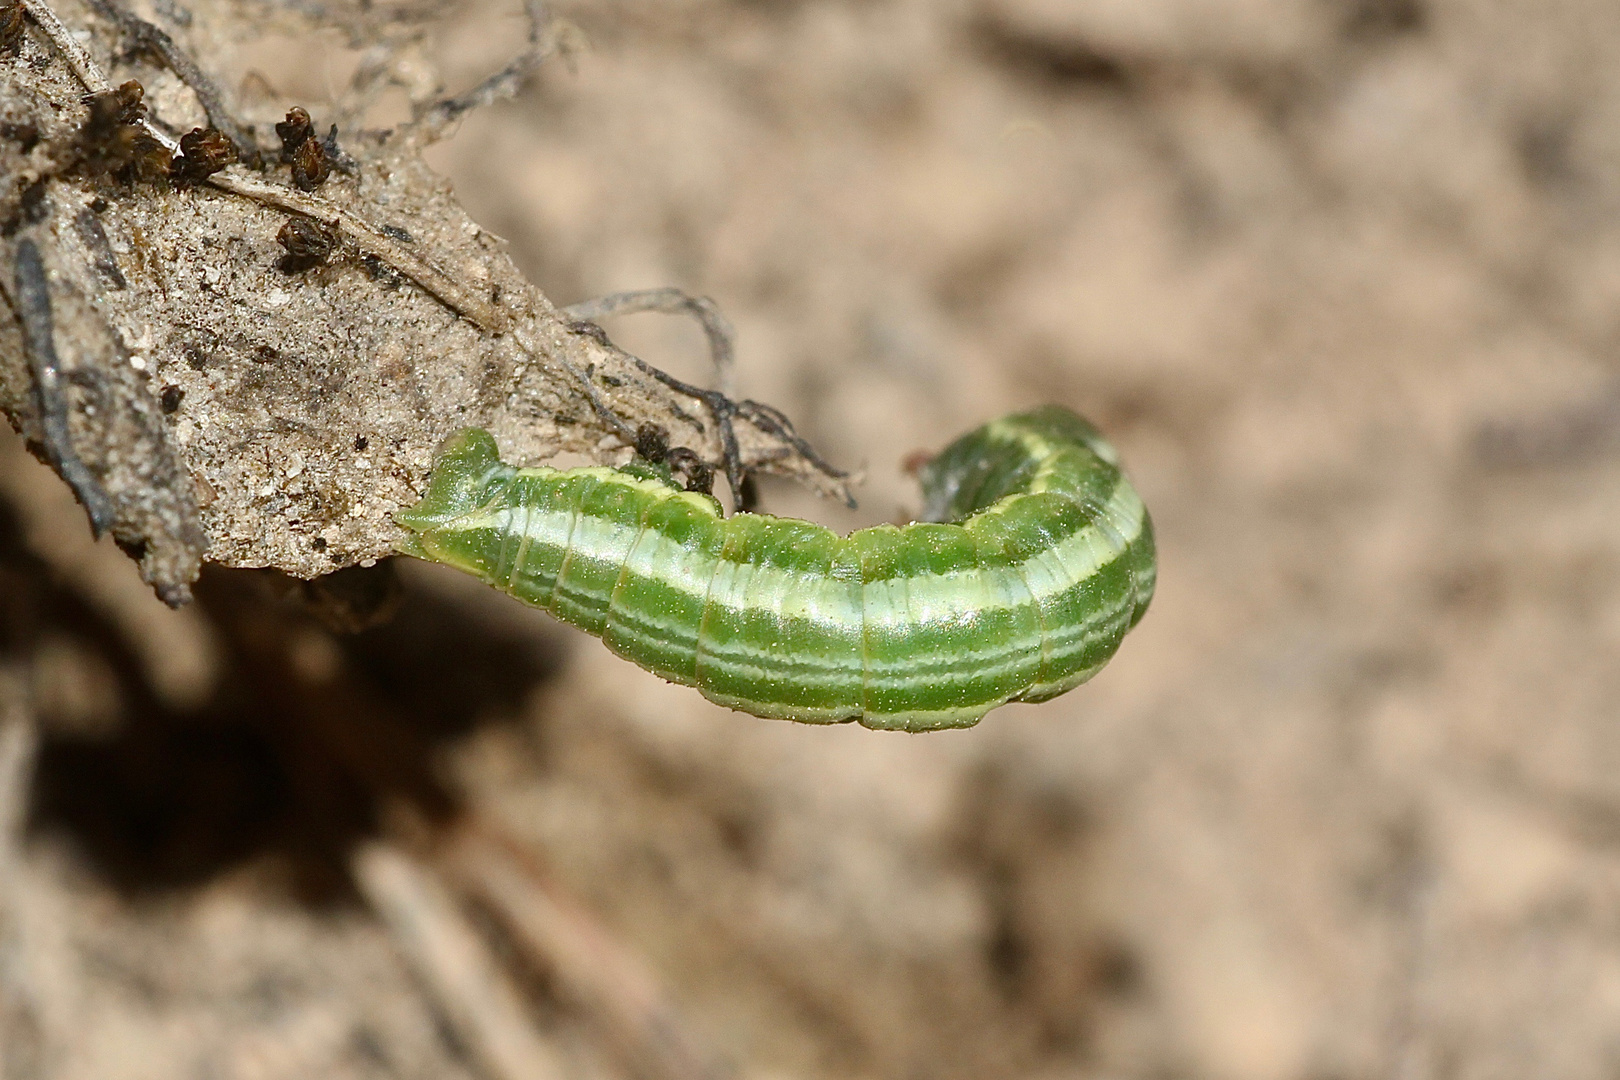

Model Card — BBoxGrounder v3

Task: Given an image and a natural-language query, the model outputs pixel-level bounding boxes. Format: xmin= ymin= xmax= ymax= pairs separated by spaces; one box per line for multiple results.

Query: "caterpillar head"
xmin=393 ymin=428 xmax=507 ymax=542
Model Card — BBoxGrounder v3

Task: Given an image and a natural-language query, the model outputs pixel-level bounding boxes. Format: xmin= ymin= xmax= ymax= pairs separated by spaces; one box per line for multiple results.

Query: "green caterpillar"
xmin=395 ymin=407 xmax=1155 ymax=731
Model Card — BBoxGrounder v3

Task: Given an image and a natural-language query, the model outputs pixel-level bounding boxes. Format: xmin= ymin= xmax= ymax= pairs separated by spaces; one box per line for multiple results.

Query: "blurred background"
xmin=5 ymin=0 xmax=1620 ymax=1077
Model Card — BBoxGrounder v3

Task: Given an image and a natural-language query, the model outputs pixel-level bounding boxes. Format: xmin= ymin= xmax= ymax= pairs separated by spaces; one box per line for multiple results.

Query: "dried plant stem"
xmin=408 ymin=0 xmax=557 ymax=143
xmin=18 ymin=0 xmax=109 ymax=95
xmin=8 ymin=0 xmax=855 ymax=589
xmin=448 ymin=826 xmax=732 ymax=1080
xmin=563 ymin=287 xmax=737 ymax=398
xmin=353 ymin=841 xmax=568 ymax=1080
xmin=206 ymin=170 xmax=511 ymax=331
xmin=0 ymin=669 xmax=34 ymax=855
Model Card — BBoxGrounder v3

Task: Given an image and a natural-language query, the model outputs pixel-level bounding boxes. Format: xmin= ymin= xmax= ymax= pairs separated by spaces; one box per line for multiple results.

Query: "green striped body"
xmin=394 ymin=407 xmax=1155 ymax=731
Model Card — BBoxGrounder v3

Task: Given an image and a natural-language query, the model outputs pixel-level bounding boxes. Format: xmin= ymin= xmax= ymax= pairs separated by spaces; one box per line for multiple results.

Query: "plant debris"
xmin=0 ymin=0 xmax=852 ymax=605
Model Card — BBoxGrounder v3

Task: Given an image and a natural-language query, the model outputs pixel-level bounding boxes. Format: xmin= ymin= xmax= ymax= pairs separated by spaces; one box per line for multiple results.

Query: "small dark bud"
xmin=169 ymin=127 xmax=237 ymax=187
xmin=76 ymin=81 xmax=166 ymax=183
xmin=665 ymin=447 xmax=716 ymax=496
xmin=126 ymin=133 xmax=174 ymax=184
xmin=635 ymin=423 xmax=670 ymax=463
xmin=290 ymin=135 xmax=329 ymax=191
xmin=276 ymin=216 xmax=340 ymax=272
xmin=275 ymin=107 xmax=315 ymax=159
xmin=83 ymin=81 xmax=147 ymax=128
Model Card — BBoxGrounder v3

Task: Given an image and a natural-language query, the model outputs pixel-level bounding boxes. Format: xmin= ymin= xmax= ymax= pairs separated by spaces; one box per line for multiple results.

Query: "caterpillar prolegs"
xmin=395 ymin=407 xmax=1155 ymax=731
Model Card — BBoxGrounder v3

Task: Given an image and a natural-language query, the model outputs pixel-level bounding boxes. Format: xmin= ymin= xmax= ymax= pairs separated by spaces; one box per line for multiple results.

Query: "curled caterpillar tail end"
xmin=393 ymin=429 xmax=504 ymax=534
xmin=1016 ymin=405 xmax=1116 ymax=464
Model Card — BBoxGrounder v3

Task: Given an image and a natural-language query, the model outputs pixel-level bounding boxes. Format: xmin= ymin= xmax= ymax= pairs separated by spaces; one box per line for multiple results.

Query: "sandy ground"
xmin=6 ymin=0 xmax=1620 ymax=1078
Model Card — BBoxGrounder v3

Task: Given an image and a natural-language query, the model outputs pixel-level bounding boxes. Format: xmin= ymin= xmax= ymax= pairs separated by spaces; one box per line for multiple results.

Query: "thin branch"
xmin=18 ymin=0 xmax=109 ymax=94
xmin=562 ymin=287 xmax=736 ymax=398
xmin=206 ymin=169 xmax=511 ymax=331
xmin=10 ymin=240 xmax=116 ymax=537
xmin=625 ymin=352 xmax=854 ymax=509
xmin=545 ymin=311 xmax=854 ymax=509
xmin=407 ymin=0 xmax=558 ymax=143
xmin=0 ymin=669 xmax=35 ymax=858
xmin=733 ymin=398 xmax=852 ymax=501
xmin=555 ymin=350 xmax=641 ymax=443
xmin=353 ymin=841 xmax=569 ymax=1080
xmin=448 ymin=826 xmax=733 ymax=1080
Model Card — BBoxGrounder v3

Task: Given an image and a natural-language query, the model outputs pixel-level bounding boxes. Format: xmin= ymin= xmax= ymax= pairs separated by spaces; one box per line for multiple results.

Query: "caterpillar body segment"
xmin=395 ymin=407 xmax=1155 ymax=731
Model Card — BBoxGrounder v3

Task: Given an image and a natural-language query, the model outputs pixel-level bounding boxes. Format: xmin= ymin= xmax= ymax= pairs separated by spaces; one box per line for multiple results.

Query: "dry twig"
xmin=0 ymin=668 xmax=33 ymax=856
xmin=448 ymin=825 xmax=733 ymax=1080
xmin=562 ymin=287 xmax=737 ymax=398
xmin=353 ymin=841 xmax=569 ymax=1080
xmin=0 ymin=668 xmax=44 ymax=1078
xmin=406 ymin=0 xmax=560 ymax=145
xmin=205 ymin=169 xmax=512 ymax=331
